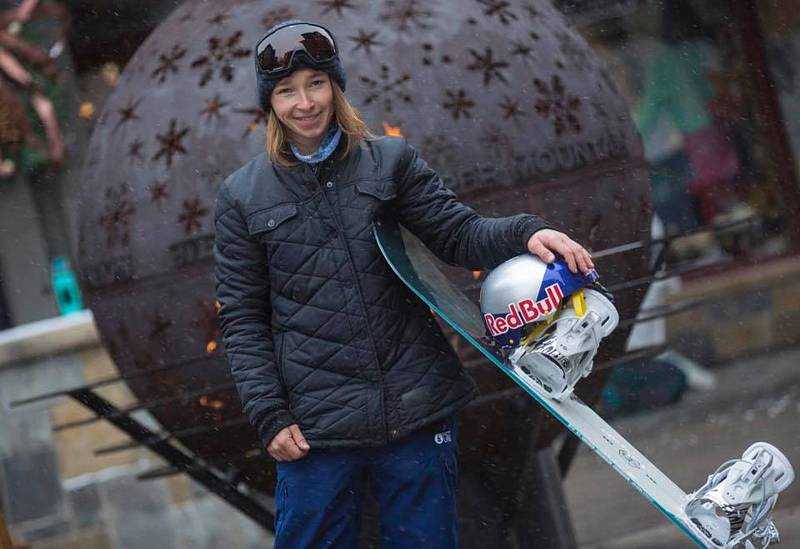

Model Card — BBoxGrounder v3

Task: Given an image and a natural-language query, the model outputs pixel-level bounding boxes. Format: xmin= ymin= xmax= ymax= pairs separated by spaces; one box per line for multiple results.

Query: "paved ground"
xmin=562 ymin=346 xmax=800 ymax=548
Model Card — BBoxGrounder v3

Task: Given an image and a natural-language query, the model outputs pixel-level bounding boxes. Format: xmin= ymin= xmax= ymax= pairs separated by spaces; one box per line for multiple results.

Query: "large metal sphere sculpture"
xmin=77 ymin=0 xmax=650 ymax=504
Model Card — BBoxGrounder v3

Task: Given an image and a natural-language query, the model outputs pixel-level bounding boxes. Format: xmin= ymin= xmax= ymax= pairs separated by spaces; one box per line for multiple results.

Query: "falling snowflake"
xmin=319 ymin=0 xmax=358 ymax=16
xmin=466 ymin=47 xmax=509 ymax=86
xmin=178 ymin=197 xmax=209 ymax=235
xmin=99 ymin=183 xmax=136 ymax=249
xmin=151 ymin=45 xmax=187 ymax=83
xmin=190 ymin=31 xmax=250 ymax=87
xmin=153 ymin=119 xmax=189 ymax=168
xmin=350 ymin=29 xmax=382 ymax=55
xmin=477 ymin=0 xmax=518 ymax=25
xmin=261 ymin=6 xmax=295 ymax=29
xmin=359 ymin=64 xmax=412 ymax=112
xmin=442 ymin=89 xmax=475 ymax=120
xmin=382 ymin=0 xmax=433 ymax=31
xmin=533 ymin=75 xmax=582 ymax=136
xmin=499 ymin=96 xmax=525 ymax=122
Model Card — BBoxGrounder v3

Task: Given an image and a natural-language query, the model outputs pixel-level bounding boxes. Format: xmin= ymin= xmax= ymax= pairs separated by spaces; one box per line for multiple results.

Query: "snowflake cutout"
xmin=350 ymin=29 xmax=382 ymax=55
xmin=200 ymin=94 xmax=230 ymax=122
xmin=359 ymin=65 xmax=412 ymax=112
xmin=99 ymin=183 xmax=136 ymax=249
xmin=499 ymin=96 xmax=525 ymax=122
xmin=178 ymin=197 xmax=209 ymax=235
xmin=510 ymin=40 xmax=534 ymax=62
xmin=114 ymin=97 xmax=142 ymax=131
xmin=467 ymin=47 xmax=509 ymax=86
xmin=127 ymin=140 xmax=145 ymax=162
xmin=207 ymin=13 xmax=229 ymax=27
xmin=443 ymin=89 xmax=475 ymax=120
xmin=319 ymin=0 xmax=357 ymax=16
xmin=555 ymin=31 xmax=591 ymax=71
xmin=148 ymin=181 xmax=169 ymax=203
xmin=522 ymin=2 xmax=543 ymax=19
xmin=153 ymin=119 xmax=189 ymax=169
xmin=151 ymin=44 xmax=187 ymax=83
xmin=261 ymin=6 xmax=295 ymax=29
xmin=190 ymin=31 xmax=250 ymax=87
xmin=533 ymin=75 xmax=582 ymax=136
xmin=480 ymin=125 xmax=515 ymax=159
xmin=382 ymin=0 xmax=433 ymax=31
xmin=421 ymin=134 xmax=458 ymax=172
xmin=477 ymin=0 xmax=518 ymax=25
xmin=234 ymin=107 xmax=268 ymax=138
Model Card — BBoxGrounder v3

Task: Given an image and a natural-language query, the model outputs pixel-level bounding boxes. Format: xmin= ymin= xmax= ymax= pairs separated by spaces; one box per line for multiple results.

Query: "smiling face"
xmin=269 ymin=68 xmax=335 ymax=155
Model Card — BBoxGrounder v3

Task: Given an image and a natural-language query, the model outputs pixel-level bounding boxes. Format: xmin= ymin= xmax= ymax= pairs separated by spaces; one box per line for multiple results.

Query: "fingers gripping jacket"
xmin=685 ymin=442 xmax=795 ymax=549
xmin=509 ymin=288 xmax=619 ymax=401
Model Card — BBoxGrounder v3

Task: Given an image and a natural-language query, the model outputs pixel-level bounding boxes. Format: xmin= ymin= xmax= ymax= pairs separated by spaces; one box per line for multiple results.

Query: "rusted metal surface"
xmin=76 ymin=0 xmax=651 ymax=535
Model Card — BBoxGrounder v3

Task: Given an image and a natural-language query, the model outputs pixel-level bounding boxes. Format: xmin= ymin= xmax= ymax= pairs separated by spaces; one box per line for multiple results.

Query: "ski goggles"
xmin=255 ymin=23 xmax=338 ymax=76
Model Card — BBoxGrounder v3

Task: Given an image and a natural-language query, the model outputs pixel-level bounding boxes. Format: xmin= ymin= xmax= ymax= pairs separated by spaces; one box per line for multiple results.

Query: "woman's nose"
xmin=296 ymin=90 xmax=314 ymax=110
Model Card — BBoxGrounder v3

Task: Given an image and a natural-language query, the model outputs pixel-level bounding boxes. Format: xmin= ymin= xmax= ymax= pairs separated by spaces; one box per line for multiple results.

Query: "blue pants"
xmin=274 ymin=418 xmax=458 ymax=549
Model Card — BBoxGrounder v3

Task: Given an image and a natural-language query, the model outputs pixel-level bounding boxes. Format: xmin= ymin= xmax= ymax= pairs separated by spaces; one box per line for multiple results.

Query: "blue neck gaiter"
xmin=290 ymin=124 xmax=343 ymax=165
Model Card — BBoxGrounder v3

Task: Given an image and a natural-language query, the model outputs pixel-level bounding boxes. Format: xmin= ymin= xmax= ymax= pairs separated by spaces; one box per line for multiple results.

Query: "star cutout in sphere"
xmin=200 ymin=94 xmax=229 ymax=122
xmin=114 ymin=98 xmax=142 ymax=131
xmin=149 ymin=181 xmax=169 ymax=203
xmin=350 ymin=29 xmax=381 ymax=54
xmin=499 ymin=96 xmax=525 ymax=121
xmin=467 ymin=47 xmax=509 ymax=86
xmin=152 ymin=119 xmax=189 ymax=168
xmin=319 ymin=0 xmax=357 ymax=16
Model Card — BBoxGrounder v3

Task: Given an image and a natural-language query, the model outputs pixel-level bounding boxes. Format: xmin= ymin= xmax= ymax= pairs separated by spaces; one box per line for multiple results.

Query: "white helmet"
xmin=480 ymin=255 xmax=619 ymax=400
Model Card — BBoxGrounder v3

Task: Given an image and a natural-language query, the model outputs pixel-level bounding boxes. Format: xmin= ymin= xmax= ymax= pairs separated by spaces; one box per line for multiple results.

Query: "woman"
xmin=214 ymin=20 xmax=594 ymax=549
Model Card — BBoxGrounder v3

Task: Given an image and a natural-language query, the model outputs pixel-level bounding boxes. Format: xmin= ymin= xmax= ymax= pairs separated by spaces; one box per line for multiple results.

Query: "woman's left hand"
xmin=526 ymin=229 xmax=594 ymax=275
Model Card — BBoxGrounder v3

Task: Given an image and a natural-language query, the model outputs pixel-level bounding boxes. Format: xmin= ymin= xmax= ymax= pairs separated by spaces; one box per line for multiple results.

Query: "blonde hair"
xmin=265 ymin=80 xmax=375 ymax=168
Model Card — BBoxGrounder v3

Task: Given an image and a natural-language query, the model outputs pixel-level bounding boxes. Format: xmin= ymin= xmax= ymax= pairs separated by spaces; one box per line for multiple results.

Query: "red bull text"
xmin=484 ymin=283 xmax=565 ymax=336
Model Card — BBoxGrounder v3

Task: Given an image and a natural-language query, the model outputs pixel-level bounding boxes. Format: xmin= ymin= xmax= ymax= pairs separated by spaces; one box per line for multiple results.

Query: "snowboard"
xmin=373 ymin=218 xmax=712 ymax=548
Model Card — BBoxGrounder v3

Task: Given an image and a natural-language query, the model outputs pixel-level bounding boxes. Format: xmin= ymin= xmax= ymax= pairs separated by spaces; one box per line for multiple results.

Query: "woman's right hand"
xmin=268 ymin=424 xmax=310 ymax=462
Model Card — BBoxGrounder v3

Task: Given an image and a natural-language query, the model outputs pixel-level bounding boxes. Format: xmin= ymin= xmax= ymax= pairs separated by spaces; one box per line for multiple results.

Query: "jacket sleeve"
xmin=394 ymin=140 xmax=551 ymax=270
xmin=213 ymin=184 xmax=294 ymax=448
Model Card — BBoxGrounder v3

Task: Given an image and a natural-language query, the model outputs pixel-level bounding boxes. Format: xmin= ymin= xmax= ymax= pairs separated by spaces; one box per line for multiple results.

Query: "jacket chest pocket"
xmin=245 ymin=203 xmax=298 ymax=244
xmin=354 ymin=178 xmax=398 ymax=220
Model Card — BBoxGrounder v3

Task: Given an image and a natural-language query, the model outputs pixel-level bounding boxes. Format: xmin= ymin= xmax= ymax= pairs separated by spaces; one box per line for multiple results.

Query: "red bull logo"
xmin=484 ymin=283 xmax=564 ymax=336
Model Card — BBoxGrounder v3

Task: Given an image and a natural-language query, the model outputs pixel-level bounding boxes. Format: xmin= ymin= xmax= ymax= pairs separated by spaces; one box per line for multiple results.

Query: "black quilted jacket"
xmin=213 ymin=136 xmax=548 ymax=449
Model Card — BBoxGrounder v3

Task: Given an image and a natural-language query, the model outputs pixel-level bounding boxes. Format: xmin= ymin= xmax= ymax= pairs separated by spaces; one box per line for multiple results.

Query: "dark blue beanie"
xmin=255 ymin=20 xmax=347 ymax=111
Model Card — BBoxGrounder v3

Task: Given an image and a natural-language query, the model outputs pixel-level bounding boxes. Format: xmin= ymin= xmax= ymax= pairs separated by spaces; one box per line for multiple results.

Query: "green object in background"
xmin=51 ymin=256 xmax=83 ymax=314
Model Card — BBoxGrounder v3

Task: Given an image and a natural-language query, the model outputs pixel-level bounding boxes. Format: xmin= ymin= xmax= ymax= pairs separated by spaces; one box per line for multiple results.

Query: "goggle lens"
xmin=256 ymin=24 xmax=337 ymax=74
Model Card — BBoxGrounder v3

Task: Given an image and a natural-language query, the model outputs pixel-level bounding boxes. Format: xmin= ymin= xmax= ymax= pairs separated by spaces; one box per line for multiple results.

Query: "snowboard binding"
xmin=508 ymin=287 xmax=619 ymax=400
xmin=686 ymin=442 xmax=795 ymax=548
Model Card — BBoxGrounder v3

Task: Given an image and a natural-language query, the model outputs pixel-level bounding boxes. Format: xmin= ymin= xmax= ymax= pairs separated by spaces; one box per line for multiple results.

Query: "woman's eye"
xmin=311 ymin=80 xmax=325 ymax=86
xmin=277 ymin=88 xmax=292 ymax=95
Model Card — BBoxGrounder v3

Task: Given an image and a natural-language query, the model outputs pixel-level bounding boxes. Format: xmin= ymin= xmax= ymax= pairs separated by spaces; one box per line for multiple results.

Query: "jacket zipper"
xmin=318 ymin=179 xmax=389 ymax=444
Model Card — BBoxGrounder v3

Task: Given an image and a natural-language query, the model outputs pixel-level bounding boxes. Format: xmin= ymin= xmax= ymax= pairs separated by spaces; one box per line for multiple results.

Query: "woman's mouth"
xmin=294 ymin=113 xmax=321 ymax=126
